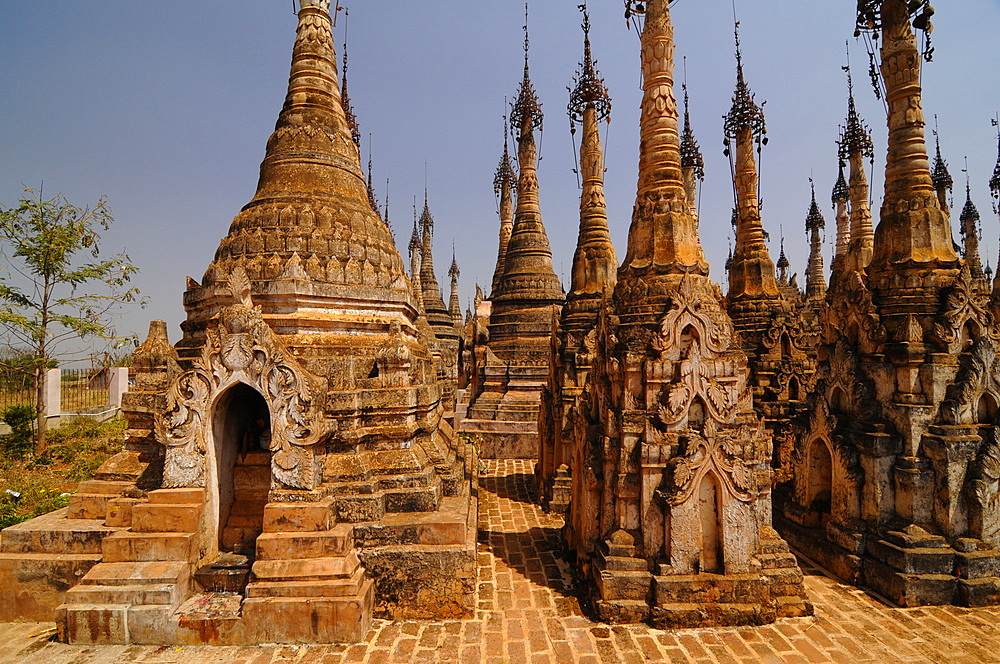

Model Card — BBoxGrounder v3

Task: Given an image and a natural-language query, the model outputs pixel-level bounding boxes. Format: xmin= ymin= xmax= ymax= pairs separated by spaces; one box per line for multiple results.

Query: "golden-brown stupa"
xmin=0 ymin=0 xmax=476 ymax=643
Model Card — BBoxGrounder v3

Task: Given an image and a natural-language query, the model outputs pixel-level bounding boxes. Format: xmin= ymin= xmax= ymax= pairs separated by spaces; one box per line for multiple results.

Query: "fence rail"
xmin=0 ymin=367 xmax=129 ymax=418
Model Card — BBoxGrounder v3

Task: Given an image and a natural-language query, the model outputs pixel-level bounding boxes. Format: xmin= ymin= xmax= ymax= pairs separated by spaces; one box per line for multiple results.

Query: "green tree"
xmin=0 ymin=186 xmax=142 ymax=442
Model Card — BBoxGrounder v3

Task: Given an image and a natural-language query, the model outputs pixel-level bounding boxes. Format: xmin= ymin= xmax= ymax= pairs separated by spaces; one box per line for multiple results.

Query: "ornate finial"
xmin=366 ymin=135 xmax=380 ymax=218
xmin=990 ymin=115 xmax=1000 ymax=202
xmin=299 ymin=0 xmax=332 ymax=13
xmin=568 ymin=3 xmax=611 ymax=125
xmin=421 ymin=186 xmax=433 ymax=236
xmin=806 ymin=178 xmax=825 ymax=232
xmin=831 ymin=160 xmax=849 ymax=207
xmin=777 ymin=238 xmax=790 ymax=271
xmin=511 ymin=4 xmax=543 ymax=136
xmin=725 ymin=240 xmax=734 ymax=271
xmin=960 ymin=160 xmax=980 ymax=229
xmin=494 ymin=109 xmax=517 ymax=201
xmin=340 ymin=9 xmax=361 ymax=148
xmin=680 ymin=77 xmax=704 ymax=180
xmin=408 ymin=202 xmax=420 ymax=252
xmin=854 ymin=0 xmax=935 ymax=60
xmin=449 ymin=245 xmax=460 ymax=279
xmin=931 ymin=115 xmax=953 ymax=193
xmin=838 ymin=65 xmax=874 ymax=162
xmin=723 ymin=22 xmax=766 ymax=143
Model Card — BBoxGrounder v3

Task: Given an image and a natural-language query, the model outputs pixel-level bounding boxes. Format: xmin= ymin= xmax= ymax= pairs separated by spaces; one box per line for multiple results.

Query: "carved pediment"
xmin=156 ymin=268 xmax=329 ymax=490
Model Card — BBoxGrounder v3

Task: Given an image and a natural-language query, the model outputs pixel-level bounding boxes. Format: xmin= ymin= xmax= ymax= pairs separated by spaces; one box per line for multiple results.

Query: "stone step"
xmin=775 ymin=595 xmax=814 ymax=618
xmin=76 ymin=480 xmax=134 ymax=495
xmin=147 ymin=488 xmax=205 ymax=505
xmin=67 ymin=493 xmax=114 ymax=520
xmin=241 ymin=578 xmax=374 ymax=643
xmin=0 ymin=552 xmax=103 ymax=622
xmin=106 ymin=497 xmax=144 ymax=528
xmin=0 ymin=508 xmax=115 ymax=554
xmin=221 ymin=526 xmax=261 ymax=553
xmin=256 ymin=527 xmax=353 ymax=560
xmin=173 ymin=592 xmax=246 ymax=645
xmin=654 ymin=573 xmax=770 ymax=605
xmin=56 ymin=602 xmax=131 ymax=645
xmin=650 ymin=601 xmax=778 ymax=629
xmin=132 ymin=503 xmax=202 ymax=533
xmin=102 ymin=531 xmax=198 ymax=563
xmin=64 ymin=582 xmax=179 ymax=607
xmin=352 ymin=507 xmax=466 ymax=548
xmin=245 ymin=566 xmax=367 ymax=598
xmin=193 ymin=553 xmax=252 ymax=593
xmin=759 ymin=552 xmax=798 ymax=569
xmin=79 ymin=560 xmax=189 ymax=587
xmin=263 ymin=501 xmax=335 ymax=533
xmin=252 ymin=551 xmax=360 ymax=581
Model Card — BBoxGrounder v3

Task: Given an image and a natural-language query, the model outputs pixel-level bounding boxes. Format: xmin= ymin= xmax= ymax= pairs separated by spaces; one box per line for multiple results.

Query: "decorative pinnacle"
xmin=494 ymin=112 xmax=517 ymax=200
xmin=680 ymin=82 xmax=705 ymax=180
xmin=931 ymin=116 xmax=953 ymax=192
xmin=408 ymin=209 xmax=420 ymax=251
xmin=420 ymin=186 xmax=433 ymax=236
xmin=366 ymin=138 xmax=380 ymax=217
xmin=855 ymin=0 xmax=935 ymax=60
xmin=510 ymin=4 xmax=543 ymax=135
xmin=776 ymin=238 xmax=790 ymax=271
xmin=806 ymin=179 xmax=825 ymax=232
xmin=990 ymin=116 xmax=1000 ymax=201
xmin=449 ymin=246 xmax=460 ymax=279
xmin=960 ymin=169 xmax=980 ymax=228
xmin=838 ymin=66 xmax=874 ymax=161
xmin=831 ymin=160 xmax=849 ymax=206
xmin=723 ymin=22 xmax=766 ymax=142
xmin=340 ymin=10 xmax=361 ymax=148
xmin=568 ymin=3 xmax=611 ymax=125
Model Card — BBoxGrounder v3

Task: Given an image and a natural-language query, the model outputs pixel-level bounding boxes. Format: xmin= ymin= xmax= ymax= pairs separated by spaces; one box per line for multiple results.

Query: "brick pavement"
xmin=1 ymin=459 xmax=998 ymax=663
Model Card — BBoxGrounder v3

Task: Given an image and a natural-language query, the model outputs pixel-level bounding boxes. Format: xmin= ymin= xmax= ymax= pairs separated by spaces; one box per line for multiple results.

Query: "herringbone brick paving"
xmin=1 ymin=459 xmax=997 ymax=663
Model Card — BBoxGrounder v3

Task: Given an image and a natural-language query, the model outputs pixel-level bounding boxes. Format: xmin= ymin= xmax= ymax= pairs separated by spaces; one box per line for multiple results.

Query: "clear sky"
xmin=1 ymin=1 xmax=998 ymax=353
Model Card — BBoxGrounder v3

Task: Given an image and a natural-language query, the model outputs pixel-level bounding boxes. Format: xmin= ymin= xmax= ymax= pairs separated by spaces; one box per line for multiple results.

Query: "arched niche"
xmin=806 ymin=438 xmax=833 ymax=522
xmin=212 ymin=382 xmax=272 ymax=555
xmin=830 ymin=386 xmax=848 ymax=413
xmin=780 ymin=332 xmax=792 ymax=359
xmin=689 ymin=396 xmax=706 ymax=432
xmin=978 ymin=392 xmax=998 ymax=425
xmin=788 ymin=376 xmax=801 ymax=402
xmin=697 ymin=472 xmax=723 ymax=574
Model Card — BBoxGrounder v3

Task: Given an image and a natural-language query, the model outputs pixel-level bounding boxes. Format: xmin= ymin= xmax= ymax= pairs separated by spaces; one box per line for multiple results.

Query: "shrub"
xmin=1 ymin=405 xmax=36 ymax=459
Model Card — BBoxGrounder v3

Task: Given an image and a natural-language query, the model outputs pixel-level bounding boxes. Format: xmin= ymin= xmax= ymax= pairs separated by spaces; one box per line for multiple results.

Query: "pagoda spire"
xmin=830 ymin=160 xmax=850 ymax=286
xmin=490 ymin=5 xmax=563 ymax=320
xmin=724 ymin=22 xmax=778 ymax=300
xmin=448 ymin=247 xmax=462 ymax=325
xmin=839 ymin=65 xmax=876 ymax=274
xmin=563 ymin=4 xmax=617 ymax=329
xmin=340 ymin=9 xmax=361 ymax=149
xmin=931 ymin=117 xmax=954 ymax=216
xmin=616 ymin=0 xmax=708 ymax=321
xmin=991 ymin=120 xmax=1000 ymax=293
xmin=490 ymin=115 xmax=517 ymax=298
xmin=206 ymin=0 xmax=405 ymax=295
xmin=409 ymin=200 xmax=424 ymax=313
xmin=366 ymin=138 xmax=380 ymax=218
xmin=419 ymin=189 xmax=450 ymax=319
xmin=864 ymin=0 xmax=958 ymax=282
xmin=959 ymin=166 xmax=985 ymax=281
xmin=680 ymin=79 xmax=705 ymax=223
xmin=805 ymin=180 xmax=828 ymax=299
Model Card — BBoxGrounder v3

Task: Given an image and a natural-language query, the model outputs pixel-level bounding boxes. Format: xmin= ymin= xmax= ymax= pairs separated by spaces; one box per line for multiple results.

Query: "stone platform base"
xmin=458 ymin=422 xmax=538 ymax=459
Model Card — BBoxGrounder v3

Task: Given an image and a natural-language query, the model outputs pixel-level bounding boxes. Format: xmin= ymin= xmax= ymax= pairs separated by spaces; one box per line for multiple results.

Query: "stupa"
xmin=564 ymin=0 xmax=810 ymax=628
xmin=781 ymin=0 xmax=1000 ymax=607
xmin=462 ymin=13 xmax=565 ymax=459
xmin=538 ymin=6 xmax=617 ymax=513
xmin=1 ymin=0 xmax=476 ymax=643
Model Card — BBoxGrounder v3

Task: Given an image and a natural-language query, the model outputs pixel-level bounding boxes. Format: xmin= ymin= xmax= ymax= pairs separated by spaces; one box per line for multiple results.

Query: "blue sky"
xmin=1 ymin=1 xmax=998 ymax=353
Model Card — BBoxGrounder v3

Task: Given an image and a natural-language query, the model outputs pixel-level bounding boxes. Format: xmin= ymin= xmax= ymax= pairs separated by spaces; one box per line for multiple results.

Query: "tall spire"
xmin=448 ymin=247 xmax=462 ymax=325
xmin=419 ymin=189 xmax=450 ymax=320
xmin=680 ymin=78 xmax=705 ymax=222
xmin=564 ymin=3 xmax=617 ymax=329
xmin=207 ymin=0 xmax=405 ymax=294
xmin=409 ymin=199 xmax=424 ymax=313
xmin=931 ymin=117 xmax=954 ymax=215
xmin=863 ymin=0 xmax=958 ymax=280
xmin=959 ymin=166 xmax=985 ymax=280
xmin=805 ymin=180 xmax=828 ymax=299
xmin=724 ymin=22 xmax=778 ymax=300
xmin=366 ymin=138 xmax=380 ymax=218
xmin=992 ymin=120 xmax=1000 ymax=294
xmin=340 ymin=8 xmax=361 ymax=149
xmin=490 ymin=114 xmax=517 ymax=298
xmin=616 ymin=0 xmax=708 ymax=321
xmin=491 ymin=4 xmax=563 ymax=318
xmin=830 ymin=160 xmax=850 ymax=285
xmin=839 ymin=65 xmax=876 ymax=274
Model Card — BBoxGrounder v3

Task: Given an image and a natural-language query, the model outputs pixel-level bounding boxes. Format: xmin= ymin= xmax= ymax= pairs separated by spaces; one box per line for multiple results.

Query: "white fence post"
xmin=44 ymin=368 xmax=61 ymax=418
xmin=108 ymin=368 xmax=129 ymax=408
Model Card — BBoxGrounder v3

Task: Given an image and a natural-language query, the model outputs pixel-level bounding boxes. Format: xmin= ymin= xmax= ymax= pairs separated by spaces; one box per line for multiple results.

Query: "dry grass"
xmin=0 ymin=417 xmax=125 ymax=528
